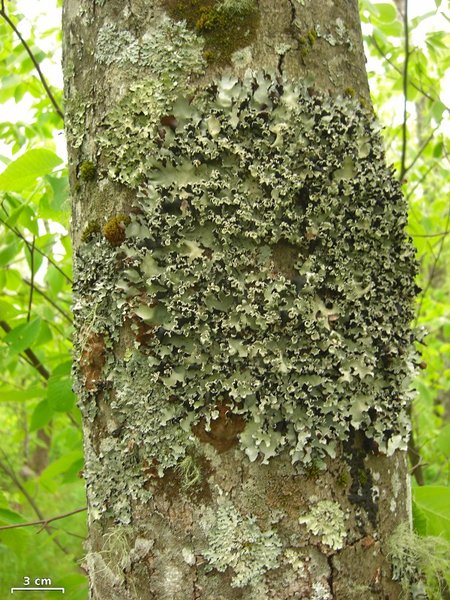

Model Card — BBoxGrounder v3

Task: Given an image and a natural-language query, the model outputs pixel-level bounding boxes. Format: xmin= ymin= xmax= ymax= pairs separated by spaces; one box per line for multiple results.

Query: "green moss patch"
xmin=166 ymin=0 xmax=259 ymax=64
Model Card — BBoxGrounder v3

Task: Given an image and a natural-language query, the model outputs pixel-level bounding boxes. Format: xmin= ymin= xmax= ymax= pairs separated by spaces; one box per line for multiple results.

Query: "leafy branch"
xmin=0 ymin=0 xmax=64 ymax=121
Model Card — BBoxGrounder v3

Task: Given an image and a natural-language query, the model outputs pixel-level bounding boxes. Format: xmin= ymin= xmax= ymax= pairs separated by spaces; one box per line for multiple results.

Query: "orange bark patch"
xmin=192 ymin=401 xmax=246 ymax=453
xmin=79 ymin=333 xmax=106 ymax=391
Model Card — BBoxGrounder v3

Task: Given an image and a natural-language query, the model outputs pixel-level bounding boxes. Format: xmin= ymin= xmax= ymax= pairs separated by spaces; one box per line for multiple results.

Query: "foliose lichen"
xmin=74 ymin=71 xmax=417 ymax=521
xmin=202 ymin=497 xmax=282 ymax=586
xmin=299 ymin=500 xmax=347 ymax=551
xmin=96 ymin=17 xmax=206 ymax=73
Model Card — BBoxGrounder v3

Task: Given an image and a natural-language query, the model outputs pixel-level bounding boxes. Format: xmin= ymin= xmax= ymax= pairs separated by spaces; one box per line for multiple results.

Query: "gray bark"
xmin=63 ymin=0 xmax=417 ymax=597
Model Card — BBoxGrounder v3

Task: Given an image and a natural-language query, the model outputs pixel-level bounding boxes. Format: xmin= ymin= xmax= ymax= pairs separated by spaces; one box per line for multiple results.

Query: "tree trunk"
xmin=63 ymin=0 xmax=417 ymax=597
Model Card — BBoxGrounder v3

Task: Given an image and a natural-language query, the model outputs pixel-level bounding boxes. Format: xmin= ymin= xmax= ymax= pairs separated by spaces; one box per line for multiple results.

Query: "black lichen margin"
xmin=74 ymin=71 xmax=417 ymax=522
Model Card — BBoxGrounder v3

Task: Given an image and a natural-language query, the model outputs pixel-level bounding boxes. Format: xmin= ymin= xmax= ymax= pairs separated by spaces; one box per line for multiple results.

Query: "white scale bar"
xmin=11 ymin=589 xmax=65 ymax=594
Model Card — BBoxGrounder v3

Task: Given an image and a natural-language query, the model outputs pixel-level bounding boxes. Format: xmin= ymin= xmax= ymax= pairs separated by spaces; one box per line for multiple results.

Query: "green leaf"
xmin=0 ymin=387 xmax=44 ymax=402
xmin=412 ymin=500 xmax=428 ymax=535
xmin=42 ymin=173 xmax=69 ymax=214
xmin=47 ymin=361 xmax=75 ymax=412
xmin=433 ymin=140 xmax=443 ymax=158
xmin=0 ymin=508 xmax=26 ymax=525
xmin=413 ymin=486 xmax=450 ymax=540
xmin=0 ymin=149 xmax=62 ymax=192
xmin=0 ymin=239 xmax=22 ymax=267
xmin=2 ymin=318 xmax=42 ymax=354
xmin=436 ymin=423 xmax=450 ymax=455
xmin=0 ymin=300 xmax=19 ymax=319
xmin=373 ymin=2 xmax=397 ymax=23
xmin=39 ymin=450 xmax=83 ymax=486
xmin=30 ymin=399 xmax=54 ymax=431
xmin=431 ymin=100 xmax=446 ymax=123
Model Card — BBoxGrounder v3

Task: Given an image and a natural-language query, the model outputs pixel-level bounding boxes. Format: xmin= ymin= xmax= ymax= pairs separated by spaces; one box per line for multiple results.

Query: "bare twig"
xmin=22 ymin=278 xmax=73 ymax=324
xmin=0 ymin=451 xmax=69 ymax=554
xmin=400 ymin=0 xmax=410 ymax=181
xmin=26 ymin=236 xmax=35 ymax=322
xmin=370 ymin=35 xmax=450 ymax=113
xmin=0 ymin=4 xmax=64 ymax=121
xmin=402 ymin=126 xmax=440 ymax=178
xmin=0 ymin=507 xmax=87 ymax=532
xmin=413 ymin=230 xmax=450 ymax=238
xmin=0 ymin=217 xmax=73 ymax=285
xmin=415 ymin=209 xmax=450 ymax=325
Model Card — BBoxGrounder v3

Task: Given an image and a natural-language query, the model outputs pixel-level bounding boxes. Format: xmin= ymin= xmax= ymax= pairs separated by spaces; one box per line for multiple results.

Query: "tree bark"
xmin=63 ymin=0 xmax=417 ymax=597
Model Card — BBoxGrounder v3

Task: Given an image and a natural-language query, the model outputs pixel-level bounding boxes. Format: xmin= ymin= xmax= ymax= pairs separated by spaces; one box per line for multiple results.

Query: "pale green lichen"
xmin=74 ymin=71 xmax=417 ymax=521
xmin=96 ymin=17 xmax=205 ymax=72
xmin=389 ymin=524 xmax=450 ymax=600
xmin=202 ymin=498 xmax=282 ymax=587
xmin=299 ymin=500 xmax=347 ymax=551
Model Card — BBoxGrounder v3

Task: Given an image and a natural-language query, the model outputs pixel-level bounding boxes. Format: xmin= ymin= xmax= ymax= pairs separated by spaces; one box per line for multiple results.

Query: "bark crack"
xmin=326 ymin=554 xmax=336 ymax=600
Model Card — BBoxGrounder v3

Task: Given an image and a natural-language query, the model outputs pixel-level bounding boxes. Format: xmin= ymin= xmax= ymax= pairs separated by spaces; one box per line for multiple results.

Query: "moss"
xmin=166 ymin=0 xmax=259 ymax=64
xmin=81 ymin=221 xmax=101 ymax=243
xmin=298 ymin=29 xmax=317 ymax=57
xmin=307 ymin=30 xmax=317 ymax=46
xmin=304 ymin=462 xmax=321 ymax=480
xmin=102 ymin=215 xmax=131 ymax=247
xmin=79 ymin=160 xmax=96 ymax=182
xmin=344 ymin=87 xmax=356 ymax=98
xmin=337 ymin=471 xmax=350 ymax=487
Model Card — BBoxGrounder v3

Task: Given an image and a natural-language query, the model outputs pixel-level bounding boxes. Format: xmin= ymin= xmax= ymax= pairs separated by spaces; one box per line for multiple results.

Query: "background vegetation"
xmin=0 ymin=0 xmax=448 ymax=597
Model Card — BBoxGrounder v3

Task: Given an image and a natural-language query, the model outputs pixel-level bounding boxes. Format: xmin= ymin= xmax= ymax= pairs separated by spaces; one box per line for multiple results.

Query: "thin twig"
xmin=370 ymin=35 xmax=449 ymax=113
xmin=26 ymin=236 xmax=35 ymax=323
xmin=413 ymin=230 xmax=450 ymax=238
xmin=0 ymin=217 xmax=72 ymax=285
xmin=22 ymin=278 xmax=73 ymax=324
xmin=400 ymin=0 xmax=410 ymax=181
xmin=0 ymin=452 xmax=69 ymax=554
xmin=0 ymin=4 xmax=64 ymax=121
xmin=403 ymin=126 xmax=440 ymax=178
xmin=0 ymin=507 xmax=87 ymax=532
xmin=415 ymin=209 xmax=450 ymax=325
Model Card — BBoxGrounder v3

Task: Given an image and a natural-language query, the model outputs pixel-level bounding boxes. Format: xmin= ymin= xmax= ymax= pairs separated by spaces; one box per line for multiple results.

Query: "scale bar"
xmin=11 ymin=589 xmax=65 ymax=594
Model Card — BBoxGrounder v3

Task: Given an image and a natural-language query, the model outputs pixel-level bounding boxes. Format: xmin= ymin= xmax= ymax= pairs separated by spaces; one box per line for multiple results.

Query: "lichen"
xmin=299 ymin=500 xmax=347 ymax=551
xmin=74 ymin=71 xmax=417 ymax=521
xmin=96 ymin=17 xmax=206 ymax=74
xmin=202 ymin=498 xmax=282 ymax=587
xmin=389 ymin=523 xmax=450 ymax=599
xmin=166 ymin=0 xmax=259 ymax=64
